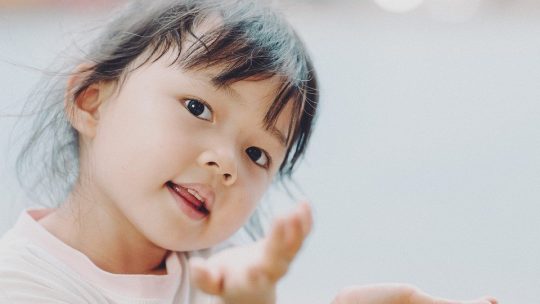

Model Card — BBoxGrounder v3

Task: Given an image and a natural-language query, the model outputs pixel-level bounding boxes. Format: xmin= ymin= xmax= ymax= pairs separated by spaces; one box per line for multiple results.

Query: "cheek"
xmin=94 ymin=113 xmax=161 ymax=178
xmin=89 ymin=98 xmax=195 ymax=196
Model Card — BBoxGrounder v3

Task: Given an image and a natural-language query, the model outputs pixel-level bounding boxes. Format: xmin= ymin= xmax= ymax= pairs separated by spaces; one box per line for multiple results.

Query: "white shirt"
xmin=0 ymin=209 xmax=222 ymax=304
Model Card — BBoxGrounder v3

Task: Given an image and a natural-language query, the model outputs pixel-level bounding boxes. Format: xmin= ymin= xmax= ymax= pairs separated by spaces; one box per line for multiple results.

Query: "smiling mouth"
xmin=166 ymin=181 xmax=210 ymax=216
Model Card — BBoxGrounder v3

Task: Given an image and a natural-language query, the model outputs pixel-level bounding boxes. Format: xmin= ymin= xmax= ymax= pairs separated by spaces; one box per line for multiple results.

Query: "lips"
xmin=166 ymin=181 xmax=214 ymax=220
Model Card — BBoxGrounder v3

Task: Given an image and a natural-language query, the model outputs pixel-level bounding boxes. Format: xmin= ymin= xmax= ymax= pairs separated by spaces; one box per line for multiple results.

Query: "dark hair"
xmin=17 ymin=0 xmax=318 ymax=210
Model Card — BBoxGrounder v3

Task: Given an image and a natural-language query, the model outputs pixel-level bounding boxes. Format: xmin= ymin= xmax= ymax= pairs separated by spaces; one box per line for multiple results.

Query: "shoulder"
xmin=0 ymin=233 xmax=106 ymax=303
xmin=0 ymin=228 xmax=52 ymax=270
xmin=0 ymin=229 xmax=36 ymax=268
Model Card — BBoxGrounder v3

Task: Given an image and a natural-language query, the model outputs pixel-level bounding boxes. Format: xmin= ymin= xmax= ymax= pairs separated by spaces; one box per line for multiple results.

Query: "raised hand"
xmin=189 ymin=202 xmax=313 ymax=304
xmin=332 ymin=284 xmax=498 ymax=304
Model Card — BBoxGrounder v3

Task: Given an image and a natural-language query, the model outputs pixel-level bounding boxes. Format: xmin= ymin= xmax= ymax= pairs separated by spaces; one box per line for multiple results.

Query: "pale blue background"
xmin=1 ymin=1 xmax=539 ymax=303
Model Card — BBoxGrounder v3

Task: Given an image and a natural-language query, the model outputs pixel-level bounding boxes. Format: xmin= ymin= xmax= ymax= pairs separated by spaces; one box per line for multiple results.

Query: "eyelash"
xmin=182 ymin=98 xmax=272 ymax=170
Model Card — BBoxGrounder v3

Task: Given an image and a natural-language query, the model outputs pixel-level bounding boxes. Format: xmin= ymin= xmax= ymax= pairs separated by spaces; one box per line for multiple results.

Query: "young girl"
xmin=0 ymin=0 xmax=497 ymax=303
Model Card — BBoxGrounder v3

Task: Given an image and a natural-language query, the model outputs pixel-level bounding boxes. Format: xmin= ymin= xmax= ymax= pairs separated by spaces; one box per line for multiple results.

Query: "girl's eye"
xmin=245 ymin=147 xmax=270 ymax=168
xmin=183 ymin=99 xmax=212 ymax=121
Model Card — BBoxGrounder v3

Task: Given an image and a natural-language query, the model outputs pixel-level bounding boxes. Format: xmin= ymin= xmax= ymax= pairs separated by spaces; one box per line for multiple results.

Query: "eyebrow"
xmin=268 ymin=126 xmax=287 ymax=148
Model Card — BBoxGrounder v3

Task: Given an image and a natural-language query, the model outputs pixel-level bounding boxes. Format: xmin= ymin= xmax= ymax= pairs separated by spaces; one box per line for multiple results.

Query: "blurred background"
xmin=1 ymin=0 xmax=539 ymax=303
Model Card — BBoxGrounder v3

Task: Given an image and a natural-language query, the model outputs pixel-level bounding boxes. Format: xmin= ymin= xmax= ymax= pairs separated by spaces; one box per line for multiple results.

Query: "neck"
xmin=39 ymin=184 xmax=170 ymax=275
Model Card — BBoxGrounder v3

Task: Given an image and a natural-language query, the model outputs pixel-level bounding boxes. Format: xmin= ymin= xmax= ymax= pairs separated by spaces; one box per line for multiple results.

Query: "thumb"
xmin=189 ymin=257 xmax=224 ymax=295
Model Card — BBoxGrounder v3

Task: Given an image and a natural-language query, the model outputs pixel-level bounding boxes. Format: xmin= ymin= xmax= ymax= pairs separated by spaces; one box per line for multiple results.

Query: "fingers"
xmin=463 ymin=296 xmax=498 ymax=304
xmin=263 ymin=201 xmax=313 ymax=280
xmin=411 ymin=288 xmax=498 ymax=304
xmin=429 ymin=295 xmax=499 ymax=304
xmin=333 ymin=285 xmax=498 ymax=304
xmin=297 ymin=201 xmax=313 ymax=238
xmin=268 ymin=202 xmax=312 ymax=258
xmin=479 ymin=296 xmax=498 ymax=304
xmin=189 ymin=257 xmax=224 ymax=295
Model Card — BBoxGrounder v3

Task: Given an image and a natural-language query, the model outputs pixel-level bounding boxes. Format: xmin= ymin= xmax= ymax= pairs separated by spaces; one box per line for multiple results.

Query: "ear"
xmin=64 ymin=63 xmax=111 ymax=139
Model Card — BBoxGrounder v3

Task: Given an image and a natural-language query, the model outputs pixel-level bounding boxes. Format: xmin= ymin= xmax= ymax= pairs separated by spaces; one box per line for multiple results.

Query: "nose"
xmin=196 ymin=149 xmax=238 ymax=186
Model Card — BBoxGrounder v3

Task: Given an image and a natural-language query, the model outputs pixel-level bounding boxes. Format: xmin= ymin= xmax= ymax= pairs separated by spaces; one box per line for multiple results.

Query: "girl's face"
xmin=83 ymin=51 xmax=290 ymax=251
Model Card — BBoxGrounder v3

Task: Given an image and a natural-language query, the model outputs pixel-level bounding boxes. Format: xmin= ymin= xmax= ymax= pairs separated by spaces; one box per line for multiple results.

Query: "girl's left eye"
xmin=183 ymin=99 xmax=213 ymax=121
xmin=246 ymin=147 xmax=270 ymax=168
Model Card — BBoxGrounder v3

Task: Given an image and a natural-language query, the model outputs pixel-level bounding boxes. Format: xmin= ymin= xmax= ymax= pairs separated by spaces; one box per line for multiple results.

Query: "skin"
xmin=40 ymin=49 xmax=295 ymax=273
xmin=332 ymin=284 xmax=497 ymax=304
xmin=38 ymin=48 xmax=314 ymax=303
xmin=37 ymin=49 xmax=497 ymax=303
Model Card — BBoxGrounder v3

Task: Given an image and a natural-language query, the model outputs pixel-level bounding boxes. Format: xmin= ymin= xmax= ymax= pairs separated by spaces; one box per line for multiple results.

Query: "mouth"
xmin=166 ymin=181 xmax=210 ymax=220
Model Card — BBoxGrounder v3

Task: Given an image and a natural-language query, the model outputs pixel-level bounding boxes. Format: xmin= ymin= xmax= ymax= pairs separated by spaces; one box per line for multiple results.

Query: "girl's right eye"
xmin=183 ymin=99 xmax=213 ymax=121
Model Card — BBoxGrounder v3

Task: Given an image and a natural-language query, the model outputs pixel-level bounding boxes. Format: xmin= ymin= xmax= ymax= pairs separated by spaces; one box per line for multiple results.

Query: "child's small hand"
xmin=332 ymin=284 xmax=498 ymax=304
xmin=189 ymin=202 xmax=312 ymax=304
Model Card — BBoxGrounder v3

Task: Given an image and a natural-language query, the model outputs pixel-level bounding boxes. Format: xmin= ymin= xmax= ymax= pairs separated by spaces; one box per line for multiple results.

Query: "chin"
xmin=149 ymin=234 xmax=219 ymax=252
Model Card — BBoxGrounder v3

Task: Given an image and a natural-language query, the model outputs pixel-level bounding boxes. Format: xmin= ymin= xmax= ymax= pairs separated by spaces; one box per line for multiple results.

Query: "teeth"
xmin=187 ymin=188 xmax=204 ymax=202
